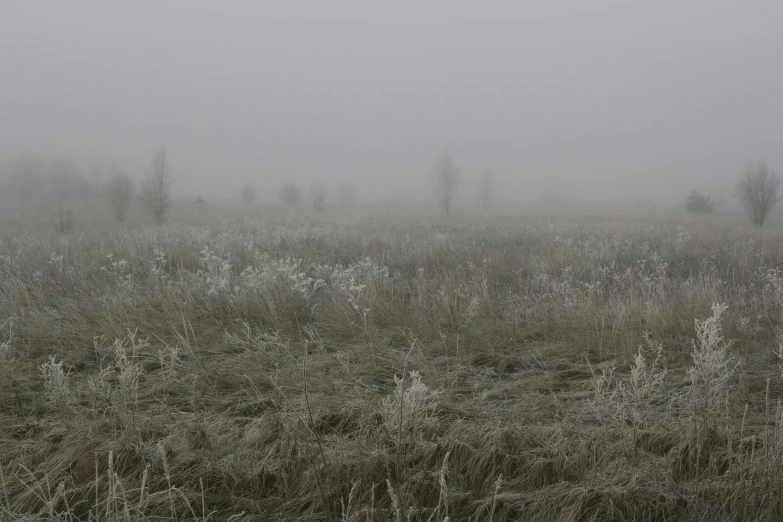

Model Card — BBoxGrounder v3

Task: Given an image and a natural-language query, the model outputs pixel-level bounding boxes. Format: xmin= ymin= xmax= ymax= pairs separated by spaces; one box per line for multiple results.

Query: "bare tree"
xmin=241 ymin=183 xmax=257 ymax=204
xmin=478 ymin=168 xmax=492 ymax=211
xmin=107 ymin=169 xmax=134 ymax=223
xmin=138 ymin=147 xmax=172 ymax=225
xmin=736 ymin=161 xmax=781 ymax=227
xmin=430 ymin=151 xmax=461 ymax=217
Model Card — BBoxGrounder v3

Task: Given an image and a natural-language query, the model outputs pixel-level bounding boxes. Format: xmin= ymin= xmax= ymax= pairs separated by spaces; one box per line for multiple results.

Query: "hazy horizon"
xmin=3 ymin=2 xmax=783 ymax=206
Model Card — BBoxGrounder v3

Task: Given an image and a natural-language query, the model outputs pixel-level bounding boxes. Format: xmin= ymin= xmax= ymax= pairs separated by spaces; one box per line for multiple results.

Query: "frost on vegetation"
xmin=591 ymin=331 xmax=668 ymax=429
xmin=591 ymin=304 xmax=736 ymax=431
xmin=687 ymin=303 xmax=738 ymax=418
xmin=200 ymin=246 xmax=234 ymax=295
xmin=328 ymin=257 xmax=389 ymax=314
xmin=759 ymin=267 xmax=783 ymax=311
xmin=0 ymin=252 xmax=16 ymax=277
xmin=39 ymin=355 xmax=73 ymax=415
xmin=209 ymin=251 xmax=328 ymax=300
xmin=381 ymin=371 xmax=440 ymax=440
xmin=0 ymin=316 xmax=14 ymax=361
xmin=150 ymin=248 xmax=168 ymax=278
xmin=88 ymin=332 xmax=150 ymax=416
xmin=102 ymin=253 xmax=133 ymax=288
xmin=224 ymin=323 xmax=288 ymax=353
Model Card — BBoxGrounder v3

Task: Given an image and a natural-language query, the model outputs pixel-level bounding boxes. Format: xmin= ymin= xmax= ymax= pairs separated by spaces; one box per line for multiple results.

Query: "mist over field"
xmin=7 ymin=4 xmax=783 ymax=522
xmin=3 ymin=2 xmax=783 ymax=206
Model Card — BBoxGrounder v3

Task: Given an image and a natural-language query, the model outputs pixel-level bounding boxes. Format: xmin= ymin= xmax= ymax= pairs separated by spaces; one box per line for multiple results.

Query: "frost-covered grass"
xmin=3 ymin=204 xmax=783 ymax=520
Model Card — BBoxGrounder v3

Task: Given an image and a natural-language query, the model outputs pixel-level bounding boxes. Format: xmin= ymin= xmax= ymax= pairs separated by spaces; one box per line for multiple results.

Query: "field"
xmin=3 ymin=203 xmax=783 ymax=521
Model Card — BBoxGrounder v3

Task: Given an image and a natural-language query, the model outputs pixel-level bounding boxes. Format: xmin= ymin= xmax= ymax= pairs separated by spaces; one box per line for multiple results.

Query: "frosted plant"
xmin=687 ymin=303 xmax=738 ymax=422
xmin=626 ymin=332 xmax=667 ymax=400
xmin=381 ymin=371 xmax=439 ymax=440
xmin=0 ymin=316 xmax=14 ymax=365
xmin=466 ymin=294 xmax=481 ymax=320
xmin=114 ymin=334 xmax=145 ymax=414
xmin=39 ymin=356 xmax=73 ymax=415
xmin=590 ymin=331 xmax=668 ymax=430
xmin=200 ymin=246 xmax=233 ymax=294
xmin=150 ymin=248 xmax=168 ymax=278
xmin=157 ymin=343 xmax=182 ymax=390
xmin=102 ymin=254 xmax=133 ymax=288
xmin=48 ymin=252 xmax=64 ymax=270
xmin=88 ymin=332 xmax=147 ymax=418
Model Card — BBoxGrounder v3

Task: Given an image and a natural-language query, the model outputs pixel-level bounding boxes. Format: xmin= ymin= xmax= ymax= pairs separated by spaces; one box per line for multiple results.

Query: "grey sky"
xmin=2 ymin=2 xmax=783 ymax=203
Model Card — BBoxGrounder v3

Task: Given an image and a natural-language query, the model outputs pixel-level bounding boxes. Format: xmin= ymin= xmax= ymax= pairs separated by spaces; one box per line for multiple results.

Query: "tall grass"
xmin=2 ymin=208 xmax=783 ymax=520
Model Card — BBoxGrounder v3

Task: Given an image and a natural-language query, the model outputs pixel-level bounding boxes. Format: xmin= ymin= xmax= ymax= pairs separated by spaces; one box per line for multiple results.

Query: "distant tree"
xmin=309 ymin=183 xmax=327 ymax=213
xmin=138 ymin=146 xmax=172 ymax=225
xmin=336 ymin=181 xmax=358 ymax=206
xmin=736 ymin=161 xmax=781 ymax=227
xmin=241 ymin=183 xmax=257 ymax=204
xmin=107 ymin=170 xmax=134 ymax=223
xmin=279 ymin=182 xmax=303 ymax=205
xmin=478 ymin=169 xmax=492 ymax=211
xmin=685 ymin=190 xmax=713 ymax=213
xmin=430 ymin=151 xmax=461 ymax=217
xmin=194 ymin=195 xmax=205 ymax=208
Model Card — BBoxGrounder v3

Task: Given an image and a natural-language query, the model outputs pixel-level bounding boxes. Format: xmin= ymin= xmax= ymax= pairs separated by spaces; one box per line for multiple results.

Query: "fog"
xmin=2 ymin=2 xmax=783 ymax=206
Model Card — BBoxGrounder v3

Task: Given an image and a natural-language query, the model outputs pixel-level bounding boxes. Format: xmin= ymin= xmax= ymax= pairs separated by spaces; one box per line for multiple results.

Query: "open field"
xmin=3 ymin=204 xmax=783 ymax=521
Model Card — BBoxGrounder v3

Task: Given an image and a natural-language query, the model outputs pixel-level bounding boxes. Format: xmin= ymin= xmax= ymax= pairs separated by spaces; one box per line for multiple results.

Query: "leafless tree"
xmin=107 ymin=169 xmax=134 ymax=223
xmin=138 ymin=147 xmax=172 ymax=225
xmin=478 ymin=168 xmax=492 ymax=211
xmin=430 ymin=151 xmax=461 ymax=217
xmin=736 ymin=161 xmax=781 ymax=227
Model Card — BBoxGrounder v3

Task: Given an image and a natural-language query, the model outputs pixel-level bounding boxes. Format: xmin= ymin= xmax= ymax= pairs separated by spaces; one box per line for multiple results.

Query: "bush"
xmin=685 ymin=190 xmax=713 ymax=213
xmin=279 ymin=182 xmax=303 ymax=205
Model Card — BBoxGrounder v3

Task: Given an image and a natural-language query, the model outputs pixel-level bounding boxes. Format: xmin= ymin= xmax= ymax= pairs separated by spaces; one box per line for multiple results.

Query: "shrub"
xmin=685 ymin=190 xmax=713 ymax=213
xmin=279 ymin=182 xmax=303 ymax=205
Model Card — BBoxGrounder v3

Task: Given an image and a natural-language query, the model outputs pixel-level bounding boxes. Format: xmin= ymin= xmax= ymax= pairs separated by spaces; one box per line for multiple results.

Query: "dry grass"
xmin=2 ymin=204 xmax=783 ymax=520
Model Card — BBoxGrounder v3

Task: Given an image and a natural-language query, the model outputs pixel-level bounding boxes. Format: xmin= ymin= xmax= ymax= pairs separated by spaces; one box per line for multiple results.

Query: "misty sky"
xmin=3 ymin=2 xmax=783 ymax=204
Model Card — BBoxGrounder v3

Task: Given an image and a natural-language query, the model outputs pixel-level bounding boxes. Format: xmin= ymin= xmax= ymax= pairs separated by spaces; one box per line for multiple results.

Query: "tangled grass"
xmin=2 ymin=206 xmax=783 ymax=520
